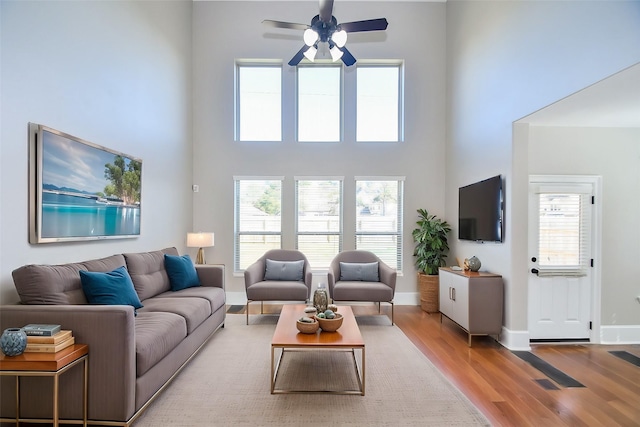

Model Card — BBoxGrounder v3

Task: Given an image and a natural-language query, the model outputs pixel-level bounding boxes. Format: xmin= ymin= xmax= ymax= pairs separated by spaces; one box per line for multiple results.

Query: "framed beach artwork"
xmin=29 ymin=123 xmax=142 ymax=243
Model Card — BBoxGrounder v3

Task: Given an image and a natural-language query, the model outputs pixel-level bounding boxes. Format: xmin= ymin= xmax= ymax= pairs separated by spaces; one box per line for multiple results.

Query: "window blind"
xmin=355 ymin=178 xmax=404 ymax=272
xmin=295 ymin=178 xmax=343 ymax=269
xmin=535 ymin=184 xmax=591 ymax=277
xmin=234 ymin=178 xmax=283 ymax=271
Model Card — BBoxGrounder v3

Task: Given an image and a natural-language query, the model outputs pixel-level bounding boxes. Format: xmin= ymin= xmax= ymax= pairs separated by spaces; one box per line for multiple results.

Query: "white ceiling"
xmin=518 ymin=62 xmax=640 ymax=128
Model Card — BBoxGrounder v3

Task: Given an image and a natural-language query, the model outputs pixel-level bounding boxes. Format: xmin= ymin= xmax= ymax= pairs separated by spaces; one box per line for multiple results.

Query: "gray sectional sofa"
xmin=0 ymin=247 xmax=225 ymax=426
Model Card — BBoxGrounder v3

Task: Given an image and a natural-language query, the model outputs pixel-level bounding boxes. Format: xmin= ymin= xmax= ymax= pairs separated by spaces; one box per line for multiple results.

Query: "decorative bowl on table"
xmin=296 ymin=318 xmax=319 ymax=334
xmin=315 ymin=313 xmax=343 ymax=332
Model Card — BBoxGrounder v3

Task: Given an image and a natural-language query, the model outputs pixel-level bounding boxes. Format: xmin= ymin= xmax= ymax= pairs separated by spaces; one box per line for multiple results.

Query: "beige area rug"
xmin=133 ymin=313 xmax=490 ymax=426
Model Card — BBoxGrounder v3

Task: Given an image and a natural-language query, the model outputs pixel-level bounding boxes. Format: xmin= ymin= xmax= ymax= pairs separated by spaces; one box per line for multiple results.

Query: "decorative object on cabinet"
xmin=464 ymin=256 xmax=481 ymax=272
xmin=412 ymin=209 xmax=451 ymax=313
xmin=439 ymin=267 xmax=504 ymax=346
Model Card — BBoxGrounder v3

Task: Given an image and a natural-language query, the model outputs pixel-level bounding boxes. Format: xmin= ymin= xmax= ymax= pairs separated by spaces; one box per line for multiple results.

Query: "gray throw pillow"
xmin=264 ymin=259 xmax=304 ymax=281
xmin=339 ymin=262 xmax=379 ymax=282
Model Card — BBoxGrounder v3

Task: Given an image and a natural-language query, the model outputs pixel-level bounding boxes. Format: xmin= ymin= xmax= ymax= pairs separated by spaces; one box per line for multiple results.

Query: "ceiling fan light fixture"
xmin=303 ymin=28 xmax=319 ymax=46
xmin=303 ymin=45 xmax=317 ymax=62
xmin=332 ymin=29 xmax=347 ymax=48
xmin=330 ymin=45 xmax=343 ymax=62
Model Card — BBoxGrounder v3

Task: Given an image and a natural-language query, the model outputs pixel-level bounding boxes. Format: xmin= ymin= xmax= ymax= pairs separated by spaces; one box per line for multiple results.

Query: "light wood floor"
xmin=249 ymin=303 xmax=640 ymax=426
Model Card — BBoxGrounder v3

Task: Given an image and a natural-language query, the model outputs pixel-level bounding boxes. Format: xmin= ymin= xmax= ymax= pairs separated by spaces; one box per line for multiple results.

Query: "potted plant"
xmin=412 ymin=209 xmax=451 ymax=313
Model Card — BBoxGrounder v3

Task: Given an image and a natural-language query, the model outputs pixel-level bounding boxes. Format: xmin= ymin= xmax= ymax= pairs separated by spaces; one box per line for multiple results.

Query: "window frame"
xmin=294 ymin=177 xmax=344 ymax=269
xmin=354 ymin=177 xmax=404 ymax=272
xmin=233 ymin=176 xmax=284 ymax=273
xmin=355 ymin=61 xmax=404 ymax=143
xmin=234 ymin=60 xmax=283 ymax=142
xmin=296 ymin=62 xmax=344 ymax=143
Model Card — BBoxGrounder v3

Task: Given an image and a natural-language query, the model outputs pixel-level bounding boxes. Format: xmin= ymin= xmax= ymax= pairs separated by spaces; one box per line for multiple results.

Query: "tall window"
xmin=295 ymin=178 xmax=343 ymax=268
xmin=356 ymin=63 xmax=403 ymax=142
xmin=235 ymin=63 xmax=282 ymax=141
xmin=297 ymin=65 xmax=342 ymax=142
xmin=234 ymin=178 xmax=283 ymax=271
xmin=355 ymin=178 xmax=404 ymax=271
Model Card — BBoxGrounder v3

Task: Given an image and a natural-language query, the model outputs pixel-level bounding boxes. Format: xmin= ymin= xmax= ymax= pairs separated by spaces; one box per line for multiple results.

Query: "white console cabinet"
xmin=438 ymin=267 xmax=504 ymax=346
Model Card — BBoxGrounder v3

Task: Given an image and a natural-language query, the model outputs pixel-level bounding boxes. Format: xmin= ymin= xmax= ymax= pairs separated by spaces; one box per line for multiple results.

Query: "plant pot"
xmin=418 ymin=273 xmax=439 ymax=313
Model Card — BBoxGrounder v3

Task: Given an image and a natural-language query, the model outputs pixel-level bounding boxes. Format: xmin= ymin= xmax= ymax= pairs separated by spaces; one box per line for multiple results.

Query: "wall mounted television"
xmin=458 ymin=175 xmax=503 ymax=242
xmin=29 ymin=123 xmax=142 ymax=243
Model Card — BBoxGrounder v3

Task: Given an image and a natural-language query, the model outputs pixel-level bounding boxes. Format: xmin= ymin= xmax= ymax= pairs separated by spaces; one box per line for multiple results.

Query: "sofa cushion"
xmin=138 ymin=297 xmax=210 ymax=334
xmin=12 ymin=254 xmax=126 ymax=305
xmin=155 ymin=286 xmax=226 ymax=314
xmin=164 ymin=254 xmax=201 ymax=291
xmin=339 ymin=262 xmax=379 ymax=282
xmin=135 ymin=311 xmax=187 ymax=377
xmin=80 ymin=266 xmax=144 ymax=310
xmin=124 ymin=248 xmax=178 ymax=300
xmin=264 ymin=259 xmax=304 ymax=281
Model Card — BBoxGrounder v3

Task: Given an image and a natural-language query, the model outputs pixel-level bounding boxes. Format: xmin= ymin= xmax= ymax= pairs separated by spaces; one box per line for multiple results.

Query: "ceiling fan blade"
xmin=288 ymin=45 xmax=309 ymax=66
xmin=339 ymin=46 xmax=356 ymax=67
xmin=262 ymin=20 xmax=310 ymax=31
xmin=319 ymin=0 xmax=334 ymax=23
xmin=340 ymin=18 xmax=388 ymax=33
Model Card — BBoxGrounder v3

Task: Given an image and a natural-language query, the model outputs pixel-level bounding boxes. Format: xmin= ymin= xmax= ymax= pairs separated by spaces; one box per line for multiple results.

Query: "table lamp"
xmin=186 ymin=232 xmax=215 ymax=264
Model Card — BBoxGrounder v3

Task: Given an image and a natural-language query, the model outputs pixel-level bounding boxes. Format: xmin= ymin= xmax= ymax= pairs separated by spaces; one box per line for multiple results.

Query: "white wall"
xmin=192 ymin=1 xmax=447 ymax=302
xmin=0 ymin=1 xmax=194 ymax=304
xmin=446 ymin=0 xmax=640 ymax=339
xmin=528 ymin=126 xmax=640 ymax=326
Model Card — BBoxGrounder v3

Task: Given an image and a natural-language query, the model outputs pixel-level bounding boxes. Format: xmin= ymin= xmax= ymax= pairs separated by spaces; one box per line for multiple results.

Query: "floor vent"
xmin=513 ymin=351 xmax=585 ymax=388
xmin=609 ymin=350 xmax=640 ymax=367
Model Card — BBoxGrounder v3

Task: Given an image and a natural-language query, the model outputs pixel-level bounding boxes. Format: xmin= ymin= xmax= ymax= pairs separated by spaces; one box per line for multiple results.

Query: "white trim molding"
xmin=499 ymin=327 xmax=531 ymax=351
xmin=600 ymin=325 xmax=640 ymax=344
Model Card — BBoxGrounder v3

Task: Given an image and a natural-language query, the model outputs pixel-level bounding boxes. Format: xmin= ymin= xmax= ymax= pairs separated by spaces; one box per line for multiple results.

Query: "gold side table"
xmin=0 ymin=344 xmax=88 ymax=427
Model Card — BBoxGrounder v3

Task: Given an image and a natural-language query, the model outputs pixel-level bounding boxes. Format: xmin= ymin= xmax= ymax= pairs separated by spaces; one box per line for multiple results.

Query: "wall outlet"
xmin=192 ymin=184 xmax=199 ymax=193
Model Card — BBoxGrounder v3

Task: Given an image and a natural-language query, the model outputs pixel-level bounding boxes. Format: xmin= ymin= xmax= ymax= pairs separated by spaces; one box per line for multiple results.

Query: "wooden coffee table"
xmin=271 ymin=304 xmax=365 ymax=395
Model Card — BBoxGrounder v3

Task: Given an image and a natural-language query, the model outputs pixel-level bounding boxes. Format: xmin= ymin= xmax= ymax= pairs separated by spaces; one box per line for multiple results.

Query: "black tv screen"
xmin=458 ymin=175 xmax=503 ymax=242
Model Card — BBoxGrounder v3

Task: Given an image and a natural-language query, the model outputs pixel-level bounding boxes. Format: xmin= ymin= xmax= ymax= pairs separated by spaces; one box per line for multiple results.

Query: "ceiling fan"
xmin=263 ymin=0 xmax=388 ymax=67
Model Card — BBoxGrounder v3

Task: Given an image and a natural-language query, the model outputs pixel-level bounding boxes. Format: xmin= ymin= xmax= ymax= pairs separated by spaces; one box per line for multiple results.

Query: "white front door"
xmin=528 ymin=176 xmax=597 ymax=340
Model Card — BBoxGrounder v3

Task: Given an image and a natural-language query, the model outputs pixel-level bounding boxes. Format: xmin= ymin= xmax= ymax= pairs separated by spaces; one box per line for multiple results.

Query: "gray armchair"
xmin=327 ymin=250 xmax=397 ymax=324
xmin=244 ymin=249 xmax=313 ymax=324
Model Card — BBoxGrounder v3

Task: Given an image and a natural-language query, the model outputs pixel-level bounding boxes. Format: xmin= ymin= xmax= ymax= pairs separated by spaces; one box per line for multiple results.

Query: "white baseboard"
xmin=225 ymin=291 xmax=420 ymax=306
xmin=600 ymin=325 xmax=640 ymax=344
xmin=499 ymin=327 xmax=531 ymax=351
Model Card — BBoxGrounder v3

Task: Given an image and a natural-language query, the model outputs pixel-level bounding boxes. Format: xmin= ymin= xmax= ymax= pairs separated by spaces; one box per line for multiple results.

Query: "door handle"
xmin=451 ymin=287 xmax=456 ymax=301
xmin=531 ymin=268 xmax=539 ymax=275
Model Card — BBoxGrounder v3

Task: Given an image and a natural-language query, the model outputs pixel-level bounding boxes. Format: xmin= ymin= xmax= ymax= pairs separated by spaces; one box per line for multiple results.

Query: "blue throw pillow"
xmin=264 ymin=259 xmax=304 ymax=281
xmin=339 ymin=262 xmax=380 ymax=282
xmin=80 ymin=266 xmax=143 ymax=309
xmin=164 ymin=254 xmax=201 ymax=291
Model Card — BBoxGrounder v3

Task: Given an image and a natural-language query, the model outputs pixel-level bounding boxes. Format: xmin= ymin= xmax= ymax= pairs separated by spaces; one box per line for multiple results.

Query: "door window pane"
xmin=537 ymin=192 xmax=590 ymax=276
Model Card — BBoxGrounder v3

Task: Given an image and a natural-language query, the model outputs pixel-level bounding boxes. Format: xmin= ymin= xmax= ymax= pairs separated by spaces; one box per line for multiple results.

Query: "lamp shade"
xmin=331 ymin=29 xmax=347 ymax=48
xmin=187 ymin=232 xmax=215 ymax=248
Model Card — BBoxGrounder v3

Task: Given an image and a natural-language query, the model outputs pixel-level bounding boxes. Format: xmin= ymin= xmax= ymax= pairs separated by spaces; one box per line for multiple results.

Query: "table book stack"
xmin=23 ymin=324 xmax=75 ymax=353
